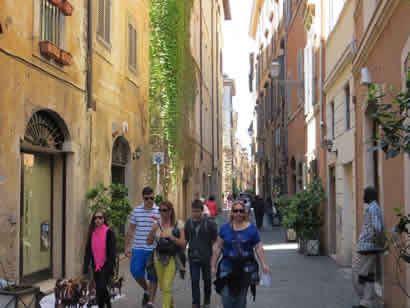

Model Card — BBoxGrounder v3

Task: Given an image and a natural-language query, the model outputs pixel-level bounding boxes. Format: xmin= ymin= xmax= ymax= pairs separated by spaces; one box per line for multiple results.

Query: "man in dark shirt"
xmin=185 ymin=199 xmax=218 ymax=308
xmin=252 ymin=195 xmax=265 ymax=230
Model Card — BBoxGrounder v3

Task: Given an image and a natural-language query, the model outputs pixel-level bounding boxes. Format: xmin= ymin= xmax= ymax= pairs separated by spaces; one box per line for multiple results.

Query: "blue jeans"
xmin=222 ymin=286 xmax=248 ymax=308
xmin=189 ymin=260 xmax=211 ymax=305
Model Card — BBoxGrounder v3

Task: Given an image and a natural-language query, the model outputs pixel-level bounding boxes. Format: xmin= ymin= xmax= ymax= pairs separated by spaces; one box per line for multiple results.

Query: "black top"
xmin=184 ymin=217 xmax=217 ymax=262
xmin=83 ymin=228 xmax=116 ymax=275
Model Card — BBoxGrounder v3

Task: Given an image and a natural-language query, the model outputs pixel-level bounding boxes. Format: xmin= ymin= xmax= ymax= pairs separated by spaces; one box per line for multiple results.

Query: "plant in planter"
xmin=56 ymin=49 xmax=73 ymax=66
xmin=277 ymin=179 xmax=326 ymax=254
xmin=39 ymin=40 xmax=59 ymax=59
xmin=61 ymin=0 xmax=73 ymax=16
xmin=49 ymin=0 xmax=63 ymax=8
xmin=276 ymin=195 xmax=297 ymax=241
xmin=86 ymin=183 xmax=133 ymax=252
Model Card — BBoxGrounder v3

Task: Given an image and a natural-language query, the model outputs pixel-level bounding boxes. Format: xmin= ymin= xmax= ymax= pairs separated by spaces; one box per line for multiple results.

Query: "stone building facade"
xmin=222 ymin=75 xmax=236 ymax=195
xmin=166 ymin=0 xmax=231 ymax=218
xmin=0 ymin=0 xmax=150 ymax=285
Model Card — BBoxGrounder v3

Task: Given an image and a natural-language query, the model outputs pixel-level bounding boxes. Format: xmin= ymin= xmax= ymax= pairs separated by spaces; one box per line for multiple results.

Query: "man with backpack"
xmin=184 ymin=199 xmax=218 ymax=308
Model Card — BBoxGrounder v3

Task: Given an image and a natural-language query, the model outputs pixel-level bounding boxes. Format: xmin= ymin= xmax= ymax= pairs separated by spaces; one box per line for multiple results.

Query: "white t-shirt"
xmin=129 ymin=204 xmax=160 ymax=251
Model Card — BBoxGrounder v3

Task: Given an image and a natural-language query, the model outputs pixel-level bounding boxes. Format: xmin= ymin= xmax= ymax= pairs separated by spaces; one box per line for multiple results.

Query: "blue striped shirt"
xmin=358 ymin=201 xmax=384 ymax=252
xmin=129 ymin=204 xmax=160 ymax=251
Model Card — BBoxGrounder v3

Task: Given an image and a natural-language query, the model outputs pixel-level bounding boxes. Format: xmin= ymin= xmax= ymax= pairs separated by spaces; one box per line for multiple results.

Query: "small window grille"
xmin=40 ymin=0 xmax=65 ymax=48
xmin=128 ymin=24 xmax=137 ymax=72
xmin=97 ymin=0 xmax=111 ymax=46
xmin=345 ymin=84 xmax=351 ymax=130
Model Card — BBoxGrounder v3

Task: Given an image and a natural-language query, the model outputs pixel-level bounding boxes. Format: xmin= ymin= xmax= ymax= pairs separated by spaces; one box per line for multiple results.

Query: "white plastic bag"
xmin=259 ymin=271 xmax=272 ymax=287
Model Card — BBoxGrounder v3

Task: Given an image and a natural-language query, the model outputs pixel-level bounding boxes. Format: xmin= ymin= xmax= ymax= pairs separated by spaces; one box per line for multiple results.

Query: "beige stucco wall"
xmin=0 ymin=0 xmax=150 ymax=282
xmin=325 ymin=0 xmax=355 ymax=82
xmin=325 ymin=62 xmax=356 ymax=266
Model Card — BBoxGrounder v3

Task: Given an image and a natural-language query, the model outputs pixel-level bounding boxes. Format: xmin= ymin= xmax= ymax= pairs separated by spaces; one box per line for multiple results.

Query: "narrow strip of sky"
xmin=223 ymin=0 xmax=255 ymax=150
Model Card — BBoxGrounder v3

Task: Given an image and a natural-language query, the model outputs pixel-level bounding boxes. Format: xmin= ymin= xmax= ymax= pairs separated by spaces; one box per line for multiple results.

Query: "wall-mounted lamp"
xmin=326 ymin=139 xmax=338 ymax=155
xmin=132 ymin=146 xmax=142 ymax=160
xmin=360 ymin=67 xmax=372 ymax=86
xmin=269 ymin=61 xmax=281 ymax=79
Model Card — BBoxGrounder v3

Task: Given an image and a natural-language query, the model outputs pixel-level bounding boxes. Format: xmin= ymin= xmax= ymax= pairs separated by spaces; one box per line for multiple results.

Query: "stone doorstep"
xmin=34 ymin=279 xmax=57 ymax=294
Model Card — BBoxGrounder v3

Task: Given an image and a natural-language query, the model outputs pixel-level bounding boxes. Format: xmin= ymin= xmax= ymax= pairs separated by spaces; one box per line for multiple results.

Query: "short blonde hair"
xmin=229 ymin=201 xmax=249 ymax=223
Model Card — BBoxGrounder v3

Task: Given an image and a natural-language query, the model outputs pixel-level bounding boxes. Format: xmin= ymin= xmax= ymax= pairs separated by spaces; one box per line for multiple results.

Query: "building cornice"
xmin=222 ymin=0 xmax=232 ymax=20
xmin=323 ymin=43 xmax=354 ymax=93
xmin=352 ymin=0 xmax=401 ymax=75
xmin=249 ymin=0 xmax=264 ymax=39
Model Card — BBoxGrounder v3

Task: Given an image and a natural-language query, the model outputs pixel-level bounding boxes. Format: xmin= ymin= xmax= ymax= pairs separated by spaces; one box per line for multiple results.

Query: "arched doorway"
xmin=111 ymin=136 xmax=131 ymax=251
xmin=111 ymin=136 xmax=131 ymax=186
xmin=20 ymin=110 xmax=70 ymax=283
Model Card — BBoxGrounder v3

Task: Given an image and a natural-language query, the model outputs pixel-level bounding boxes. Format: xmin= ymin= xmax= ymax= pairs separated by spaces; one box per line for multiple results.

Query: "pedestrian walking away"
xmin=205 ymin=195 xmax=219 ymax=225
xmin=124 ymin=187 xmax=160 ymax=308
xmin=352 ymin=186 xmax=384 ymax=308
xmin=251 ymin=196 xmax=265 ymax=230
xmin=184 ymin=199 xmax=218 ymax=308
xmin=83 ymin=210 xmax=116 ymax=308
xmin=264 ymin=197 xmax=274 ymax=228
xmin=146 ymin=201 xmax=186 ymax=308
xmin=211 ymin=201 xmax=269 ymax=308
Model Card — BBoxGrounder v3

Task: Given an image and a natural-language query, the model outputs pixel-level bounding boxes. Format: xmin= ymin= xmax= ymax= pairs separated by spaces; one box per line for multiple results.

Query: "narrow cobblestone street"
xmin=115 ymin=217 xmax=355 ymax=308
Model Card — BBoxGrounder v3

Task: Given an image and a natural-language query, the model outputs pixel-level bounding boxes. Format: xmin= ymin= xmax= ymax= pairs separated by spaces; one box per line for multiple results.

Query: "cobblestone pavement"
xmin=114 ymin=214 xmax=355 ymax=308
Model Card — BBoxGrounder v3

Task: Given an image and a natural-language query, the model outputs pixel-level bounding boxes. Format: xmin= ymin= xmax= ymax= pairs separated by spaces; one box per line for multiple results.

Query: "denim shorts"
xmin=130 ymin=249 xmax=157 ymax=282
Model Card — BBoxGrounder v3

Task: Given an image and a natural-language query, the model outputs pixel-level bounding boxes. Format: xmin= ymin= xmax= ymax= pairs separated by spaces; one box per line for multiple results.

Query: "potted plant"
xmin=39 ymin=40 xmax=59 ymax=59
xmin=49 ymin=0 xmax=63 ymax=7
xmin=56 ymin=49 xmax=73 ymax=66
xmin=61 ymin=0 xmax=73 ymax=16
xmin=276 ymin=195 xmax=297 ymax=242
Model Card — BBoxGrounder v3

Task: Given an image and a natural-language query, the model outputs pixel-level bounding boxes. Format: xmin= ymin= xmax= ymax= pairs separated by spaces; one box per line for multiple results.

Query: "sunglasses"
xmin=94 ymin=216 xmax=104 ymax=220
xmin=144 ymin=197 xmax=154 ymax=201
xmin=232 ymin=209 xmax=245 ymax=214
xmin=159 ymin=208 xmax=169 ymax=213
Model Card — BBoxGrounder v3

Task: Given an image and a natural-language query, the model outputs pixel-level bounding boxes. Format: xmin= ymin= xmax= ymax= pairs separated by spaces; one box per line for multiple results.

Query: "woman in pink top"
xmin=83 ymin=210 xmax=116 ymax=308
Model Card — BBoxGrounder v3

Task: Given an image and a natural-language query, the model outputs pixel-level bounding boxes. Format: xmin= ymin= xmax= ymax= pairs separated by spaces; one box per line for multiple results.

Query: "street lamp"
xmin=269 ymin=61 xmax=281 ymax=79
xmin=325 ymin=139 xmax=338 ymax=155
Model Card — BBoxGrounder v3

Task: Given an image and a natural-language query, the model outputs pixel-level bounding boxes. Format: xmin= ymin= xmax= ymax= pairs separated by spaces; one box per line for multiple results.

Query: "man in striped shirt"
xmin=125 ymin=187 xmax=160 ymax=308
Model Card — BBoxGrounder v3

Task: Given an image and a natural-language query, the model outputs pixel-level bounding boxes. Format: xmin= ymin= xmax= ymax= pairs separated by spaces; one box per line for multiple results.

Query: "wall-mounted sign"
xmin=152 ymin=152 xmax=164 ymax=165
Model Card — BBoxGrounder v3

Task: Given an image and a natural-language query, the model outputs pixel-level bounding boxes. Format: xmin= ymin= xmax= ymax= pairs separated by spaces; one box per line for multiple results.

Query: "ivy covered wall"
xmin=149 ymin=0 xmax=197 ymax=196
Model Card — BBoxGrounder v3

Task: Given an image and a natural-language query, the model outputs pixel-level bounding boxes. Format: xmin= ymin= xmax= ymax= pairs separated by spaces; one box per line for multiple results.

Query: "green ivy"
xmin=366 ymin=73 xmax=410 ymax=159
xmin=277 ymin=179 xmax=326 ymax=240
xmin=86 ymin=183 xmax=132 ymax=251
xmin=149 ymin=0 xmax=197 ymax=193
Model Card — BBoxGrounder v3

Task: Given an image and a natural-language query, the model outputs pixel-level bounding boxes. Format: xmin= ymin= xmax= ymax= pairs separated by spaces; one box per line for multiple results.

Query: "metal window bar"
xmin=40 ymin=0 xmax=63 ymax=48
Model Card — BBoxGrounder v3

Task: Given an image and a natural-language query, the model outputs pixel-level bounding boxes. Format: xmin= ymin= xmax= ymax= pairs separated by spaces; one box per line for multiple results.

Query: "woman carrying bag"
xmin=83 ymin=210 xmax=116 ymax=308
xmin=211 ymin=201 xmax=269 ymax=308
xmin=147 ymin=201 xmax=186 ymax=308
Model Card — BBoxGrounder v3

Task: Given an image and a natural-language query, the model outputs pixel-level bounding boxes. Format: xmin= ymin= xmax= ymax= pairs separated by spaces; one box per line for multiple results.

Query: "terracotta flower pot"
xmin=39 ymin=40 xmax=59 ymax=59
xmin=49 ymin=0 xmax=63 ymax=8
xmin=62 ymin=0 xmax=73 ymax=16
xmin=56 ymin=49 xmax=72 ymax=66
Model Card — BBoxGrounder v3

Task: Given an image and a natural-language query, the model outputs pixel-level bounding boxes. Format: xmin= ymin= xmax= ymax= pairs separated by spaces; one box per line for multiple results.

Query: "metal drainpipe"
xmin=319 ymin=39 xmax=323 ymax=142
xmin=87 ymin=0 xmax=93 ymax=110
xmin=283 ymin=31 xmax=288 ymax=194
xmin=87 ymin=0 xmax=93 ymax=171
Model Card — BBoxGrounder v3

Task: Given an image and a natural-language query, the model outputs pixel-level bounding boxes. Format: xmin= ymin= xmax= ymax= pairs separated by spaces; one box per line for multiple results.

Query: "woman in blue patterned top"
xmin=211 ymin=201 xmax=269 ymax=308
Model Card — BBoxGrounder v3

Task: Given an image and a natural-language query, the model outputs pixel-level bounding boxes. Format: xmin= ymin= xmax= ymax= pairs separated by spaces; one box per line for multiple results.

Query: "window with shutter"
xmin=311 ymin=47 xmax=315 ymax=106
xmin=128 ymin=23 xmax=137 ymax=72
xmin=304 ymin=45 xmax=314 ymax=114
xmin=345 ymin=84 xmax=350 ymax=130
xmin=97 ymin=0 xmax=111 ymax=47
xmin=297 ymin=48 xmax=303 ymax=104
xmin=40 ymin=0 xmax=65 ymax=49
